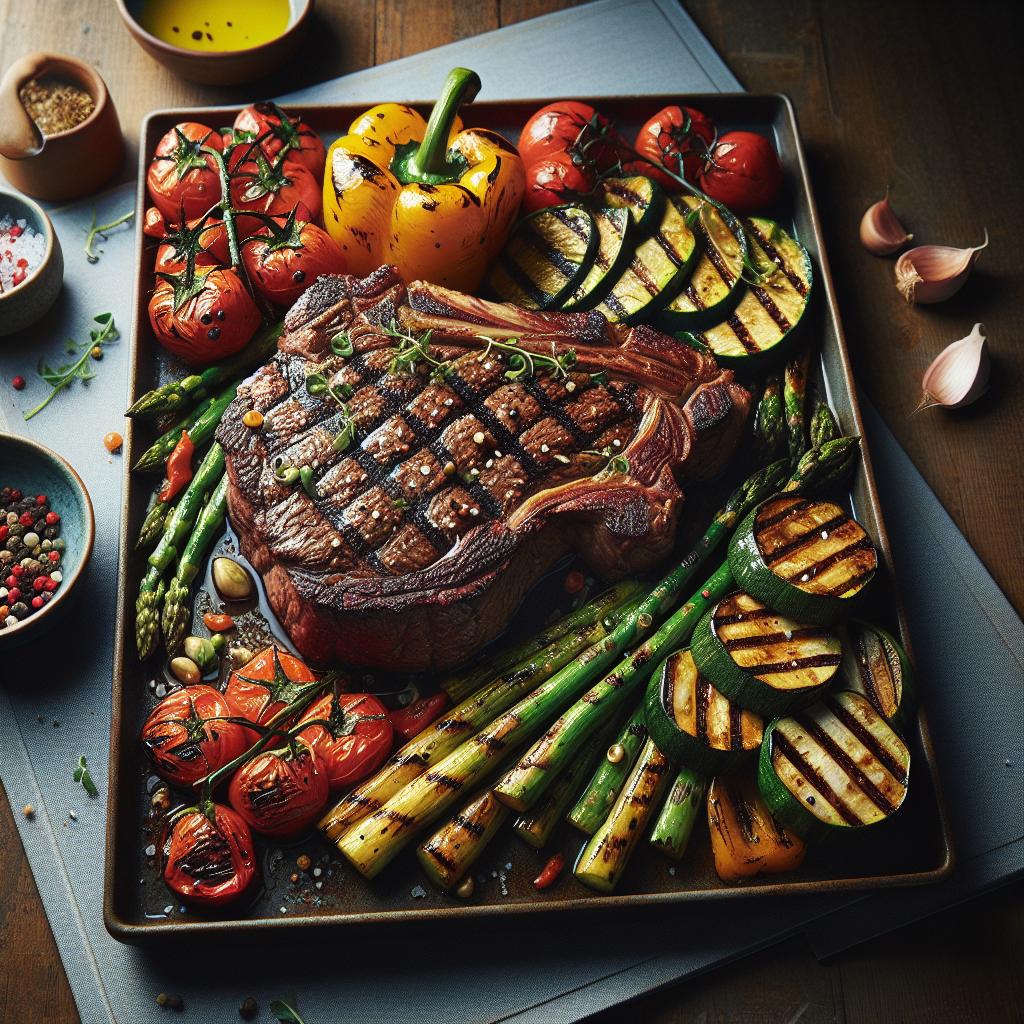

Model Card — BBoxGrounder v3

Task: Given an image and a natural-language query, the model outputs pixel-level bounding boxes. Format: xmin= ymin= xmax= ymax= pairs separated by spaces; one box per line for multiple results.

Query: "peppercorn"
xmin=296 ymin=853 xmax=312 ymax=871
xmin=11 ymin=376 xmax=25 ymax=391
xmin=90 ymin=345 xmax=103 ymax=360
xmin=239 ymin=997 xmax=259 ymax=1020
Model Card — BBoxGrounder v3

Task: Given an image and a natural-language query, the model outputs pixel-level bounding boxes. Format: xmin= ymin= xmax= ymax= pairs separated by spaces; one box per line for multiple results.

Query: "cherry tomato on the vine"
xmin=233 ymin=102 xmax=326 ymax=179
xmin=227 ymin=740 xmax=329 ymax=839
xmin=141 ymin=685 xmax=249 ymax=789
xmin=229 ymin=153 xmax=321 ymax=236
xmin=241 ymin=217 xmax=347 ymax=307
xmin=518 ymin=101 xmax=621 ymax=172
xmin=633 ymin=105 xmax=715 ymax=190
xmin=297 ymin=691 xmax=393 ymax=791
xmin=148 ymin=266 xmax=261 ymax=366
xmin=223 ymin=646 xmax=320 ymax=743
xmin=146 ymin=122 xmax=224 ymax=224
xmin=698 ymin=130 xmax=782 ymax=213
xmin=522 ymin=151 xmax=596 ymax=213
xmin=161 ymin=803 xmax=258 ymax=908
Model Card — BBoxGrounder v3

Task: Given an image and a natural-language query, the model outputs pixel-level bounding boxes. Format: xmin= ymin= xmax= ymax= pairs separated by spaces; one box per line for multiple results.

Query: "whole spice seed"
xmin=19 ymin=75 xmax=94 ymax=135
xmin=0 ymin=488 xmax=64 ymax=629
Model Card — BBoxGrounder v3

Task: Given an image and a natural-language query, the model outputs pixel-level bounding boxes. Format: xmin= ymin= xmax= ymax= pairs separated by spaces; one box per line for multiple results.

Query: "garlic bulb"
xmin=860 ymin=193 xmax=911 ymax=255
xmin=895 ymin=231 xmax=988 ymax=304
xmin=917 ymin=323 xmax=990 ymax=411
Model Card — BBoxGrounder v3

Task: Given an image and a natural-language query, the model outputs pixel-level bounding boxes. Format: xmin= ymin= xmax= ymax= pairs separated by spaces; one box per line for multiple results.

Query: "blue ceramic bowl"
xmin=0 ymin=432 xmax=94 ymax=649
xmin=0 ymin=189 xmax=64 ymax=337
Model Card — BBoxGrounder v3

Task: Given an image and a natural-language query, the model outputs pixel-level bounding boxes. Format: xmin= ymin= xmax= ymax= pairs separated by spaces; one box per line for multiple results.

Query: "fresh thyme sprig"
xmin=478 ymin=335 xmax=578 ymax=383
xmin=84 ymin=209 xmax=135 ymax=264
xmin=24 ymin=313 xmax=119 ymax=421
xmin=73 ymin=755 xmax=99 ymax=798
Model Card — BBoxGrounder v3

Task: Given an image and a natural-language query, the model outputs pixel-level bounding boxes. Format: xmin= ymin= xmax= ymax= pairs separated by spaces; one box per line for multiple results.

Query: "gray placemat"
xmin=1 ymin=2 xmax=1021 ymax=1022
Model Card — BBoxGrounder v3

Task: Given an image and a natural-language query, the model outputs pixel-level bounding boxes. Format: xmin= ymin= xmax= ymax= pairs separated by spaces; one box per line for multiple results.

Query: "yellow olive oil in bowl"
xmin=138 ymin=0 xmax=291 ymax=52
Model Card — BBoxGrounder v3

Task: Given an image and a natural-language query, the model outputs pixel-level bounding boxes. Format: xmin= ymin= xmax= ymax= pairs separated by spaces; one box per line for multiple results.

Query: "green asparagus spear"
xmin=161 ymin=473 xmax=228 ymax=653
xmin=574 ymin=737 xmax=673 ymax=893
xmin=126 ymin=321 xmax=283 ymax=418
xmin=784 ymin=350 xmax=812 ymax=464
xmin=784 ymin=436 xmax=861 ymax=495
xmin=649 ymin=767 xmax=707 ymax=860
xmin=441 ymin=579 xmax=646 ymax=704
xmin=417 ymin=789 xmax=510 ymax=891
xmin=319 ymin=595 xmax=642 ymax=840
xmin=567 ymin=702 xmax=649 ymax=835
xmin=809 ymin=397 xmax=840 ymax=448
xmin=513 ymin=717 xmax=616 ymax=849
xmin=132 ymin=381 xmax=238 ymax=473
xmin=135 ymin=444 xmax=225 ymax=658
xmin=136 ymin=483 xmax=173 ymax=550
xmin=753 ymin=374 xmax=784 ymax=461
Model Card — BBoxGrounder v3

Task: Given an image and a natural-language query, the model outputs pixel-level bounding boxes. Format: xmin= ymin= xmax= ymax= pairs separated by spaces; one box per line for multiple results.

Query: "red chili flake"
xmin=533 ymin=852 xmax=566 ymax=890
xmin=45 ymin=511 xmax=59 ymax=524
xmin=11 ymin=375 xmax=26 ymax=391
xmin=9 ymin=225 xmax=22 ymax=238
xmin=701 ymin=589 xmax=710 ymax=599
xmin=563 ymin=570 xmax=585 ymax=595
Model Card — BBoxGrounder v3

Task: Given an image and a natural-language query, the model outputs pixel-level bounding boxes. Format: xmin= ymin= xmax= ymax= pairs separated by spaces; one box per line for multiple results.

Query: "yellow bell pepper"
xmin=322 ymin=68 xmax=525 ymax=292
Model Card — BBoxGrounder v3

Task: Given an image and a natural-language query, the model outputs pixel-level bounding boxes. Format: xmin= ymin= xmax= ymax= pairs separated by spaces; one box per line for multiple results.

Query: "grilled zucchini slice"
xmin=595 ymin=193 xmax=700 ymax=324
xmin=658 ymin=195 xmax=748 ymax=331
xmin=840 ymin=621 xmax=915 ymax=734
xmin=729 ymin=495 xmax=878 ymax=625
xmin=689 ymin=218 xmax=813 ymax=368
xmin=758 ymin=690 xmax=911 ymax=840
xmin=487 ymin=206 xmax=597 ymax=309
xmin=597 ymin=175 xmax=664 ymax=235
xmin=692 ymin=591 xmax=842 ymax=718
xmin=560 ymin=208 xmax=632 ymax=311
xmin=645 ymin=649 xmax=763 ymax=774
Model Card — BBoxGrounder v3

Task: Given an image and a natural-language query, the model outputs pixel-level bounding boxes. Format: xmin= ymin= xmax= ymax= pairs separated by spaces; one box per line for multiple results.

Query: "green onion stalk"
xmin=649 ymin=767 xmax=707 ymax=860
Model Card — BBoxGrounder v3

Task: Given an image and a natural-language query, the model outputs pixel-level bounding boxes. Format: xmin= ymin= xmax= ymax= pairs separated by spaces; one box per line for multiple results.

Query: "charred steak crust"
xmin=217 ymin=268 xmax=750 ymax=671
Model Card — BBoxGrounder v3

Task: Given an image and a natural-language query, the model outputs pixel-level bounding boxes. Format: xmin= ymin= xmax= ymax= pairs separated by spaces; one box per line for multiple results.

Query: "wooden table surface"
xmin=1 ymin=1 xmax=1021 ymax=1021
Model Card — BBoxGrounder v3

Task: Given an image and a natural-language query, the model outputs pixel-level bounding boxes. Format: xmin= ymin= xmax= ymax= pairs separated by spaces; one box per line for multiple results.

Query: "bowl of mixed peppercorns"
xmin=0 ymin=432 xmax=93 ymax=649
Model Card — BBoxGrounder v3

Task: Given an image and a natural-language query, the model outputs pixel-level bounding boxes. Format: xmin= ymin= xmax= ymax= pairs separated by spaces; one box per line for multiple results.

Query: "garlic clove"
xmin=860 ymin=192 xmax=912 ymax=256
xmin=895 ymin=230 xmax=988 ymax=304
xmin=917 ymin=323 xmax=990 ymax=411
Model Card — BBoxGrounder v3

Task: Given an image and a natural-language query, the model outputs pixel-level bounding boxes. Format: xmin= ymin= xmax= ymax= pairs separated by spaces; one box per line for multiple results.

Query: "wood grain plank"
xmin=374 ymin=0 xmax=499 ymax=65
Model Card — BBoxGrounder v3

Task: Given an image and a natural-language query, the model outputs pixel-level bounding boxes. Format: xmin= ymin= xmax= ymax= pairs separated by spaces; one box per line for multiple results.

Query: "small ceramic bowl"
xmin=0 ymin=52 xmax=124 ymax=201
xmin=0 ymin=189 xmax=63 ymax=337
xmin=0 ymin=432 xmax=95 ymax=651
xmin=116 ymin=0 xmax=314 ymax=85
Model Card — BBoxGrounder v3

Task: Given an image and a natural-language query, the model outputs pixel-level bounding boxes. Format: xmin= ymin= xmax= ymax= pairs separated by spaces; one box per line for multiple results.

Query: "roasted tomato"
xmin=141 ymin=685 xmax=249 ymax=789
xmin=233 ymin=102 xmax=326 ymax=178
xmin=143 ymin=206 xmax=167 ymax=239
xmin=518 ymin=101 xmax=620 ymax=171
xmin=229 ymin=152 xmax=321 ymax=235
xmin=388 ymin=692 xmax=451 ymax=742
xmin=227 ymin=740 xmax=329 ymax=839
xmin=224 ymin=646 xmax=320 ymax=743
xmin=149 ymin=266 xmax=261 ymax=366
xmin=634 ymin=105 xmax=715 ymax=190
xmin=297 ymin=692 xmax=393 ymax=791
xmin=698 ymin=130 xmax=783 ymax=213
xmin=146 ymin=122 xmax=224 ymax=224
xmin=241 ymin=216 xmax=347 ymax=307
xmin=154 ymin=216 xmax=230 ymax=275
xmin=522 ymin=151 xmax=596 ymax=212
xmin=161 ymin=803 xmax=258 ymax=908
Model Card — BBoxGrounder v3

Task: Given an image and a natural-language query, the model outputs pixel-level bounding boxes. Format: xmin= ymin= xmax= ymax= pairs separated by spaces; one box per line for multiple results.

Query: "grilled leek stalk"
xmin=649 ymin=767 xmax=707 ymax=860
xmin=574 ymin=737 xmax=672 ymax=893
xmin=417 ymin=789 xmax=510 ymax=891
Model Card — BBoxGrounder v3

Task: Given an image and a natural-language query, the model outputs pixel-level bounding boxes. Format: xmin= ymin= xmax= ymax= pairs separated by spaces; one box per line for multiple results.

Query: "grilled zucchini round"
xmin=560 ymin=207 xmax=632 ymax=311
xmin=758 ymin=689 xmax=911 ymax=840
xmin=644 ymin=649 xmax=763 ymax=774
xmin=486 ymin=205 xmax=597 ymax=309
xmin=839 ymin=621 xmax=915 ymax=734
xmin=691 ymin=591 xmax=842 ymax=718
xmin=729 ymin=495 xmax=878 ymax=625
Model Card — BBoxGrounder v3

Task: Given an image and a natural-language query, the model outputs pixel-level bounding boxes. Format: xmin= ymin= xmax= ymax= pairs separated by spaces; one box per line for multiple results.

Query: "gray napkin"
xmin=1 ymin=2 xmax=1021 ymax=1022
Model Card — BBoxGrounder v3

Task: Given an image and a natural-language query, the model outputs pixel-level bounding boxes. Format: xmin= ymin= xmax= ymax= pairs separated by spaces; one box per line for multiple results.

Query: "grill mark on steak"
xmin=219 ymin=269 xmax=751 ymax=671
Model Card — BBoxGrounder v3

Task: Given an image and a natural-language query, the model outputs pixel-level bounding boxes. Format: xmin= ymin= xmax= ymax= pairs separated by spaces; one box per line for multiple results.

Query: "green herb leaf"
xmin=269 ymin=998 xmax=307 ymax=1024
xmin=84 ymin=209 xmax=135 ymax=264
xmin=74 ymin=755 xmax=99 ymax=798
xmin=330 ymin=332 xmax=353 ymax=357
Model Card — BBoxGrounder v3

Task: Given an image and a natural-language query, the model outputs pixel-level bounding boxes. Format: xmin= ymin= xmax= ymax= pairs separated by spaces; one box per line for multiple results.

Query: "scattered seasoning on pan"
xmin=104 ymin=431 xmax=123 ymax=453
xmin=22 ymin=804 xmax=34 ymax=819
xmin=0 ymin=214 xmax=46 ymax=291
xmin=19 ymin=75 xmax=95 ymax=135
xmin=239 ymin=997 xmax=259 ymax=1021
xmin=563 ymin=569 xmax=585 ymax=594
xmin=23 ymin=313 xmax=118 ymax=421
xmin=11 ymin=376 xmax=26 ymax=391
xmin=0 ymin=486 xmax=66 ymax=630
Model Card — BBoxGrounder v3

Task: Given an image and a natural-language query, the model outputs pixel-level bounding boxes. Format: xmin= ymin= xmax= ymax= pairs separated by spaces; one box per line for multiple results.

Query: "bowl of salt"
xmin=0 ymin=189 xmax=63 ymax=337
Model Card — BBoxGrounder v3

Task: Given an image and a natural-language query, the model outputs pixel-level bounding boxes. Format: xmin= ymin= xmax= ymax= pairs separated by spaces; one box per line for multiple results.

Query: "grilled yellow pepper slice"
xmin=322 ymin=67 xmax=525 ymax=291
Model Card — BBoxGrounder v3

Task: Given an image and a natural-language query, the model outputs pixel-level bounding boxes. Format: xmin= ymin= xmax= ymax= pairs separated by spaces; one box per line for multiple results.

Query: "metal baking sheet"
xmin=104 ymin=94 xmax=954 ymax=942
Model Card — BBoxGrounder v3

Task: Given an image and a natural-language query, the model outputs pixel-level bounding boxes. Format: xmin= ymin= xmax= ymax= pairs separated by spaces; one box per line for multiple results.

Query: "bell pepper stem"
xmin=404 ymin=67 xmax=481 ymax=182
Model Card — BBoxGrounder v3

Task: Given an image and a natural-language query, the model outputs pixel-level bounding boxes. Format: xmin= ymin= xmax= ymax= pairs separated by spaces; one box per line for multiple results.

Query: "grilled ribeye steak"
xmin=217 ymin=266 xmax=751 ymax=672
